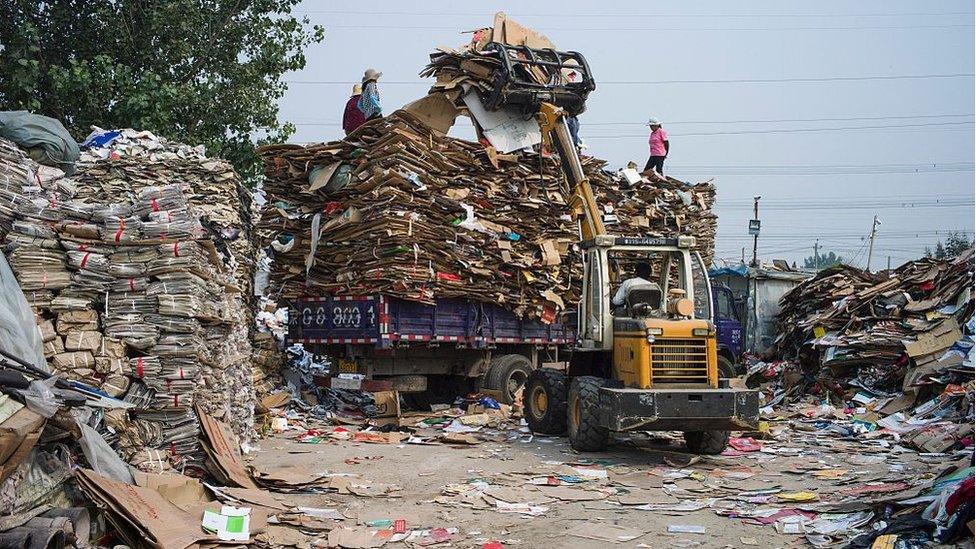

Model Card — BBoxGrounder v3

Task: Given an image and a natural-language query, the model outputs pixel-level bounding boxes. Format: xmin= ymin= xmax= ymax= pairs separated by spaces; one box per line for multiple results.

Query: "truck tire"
xmin=484 ymin=354 xmax=532 ymax=405
xmin=568 ymin=376 xmax=610 ymax=452
xmin=524 ymin=369 xmax=567 ymax=435
xmin=683 ymin=430 xmax=730 ymax=455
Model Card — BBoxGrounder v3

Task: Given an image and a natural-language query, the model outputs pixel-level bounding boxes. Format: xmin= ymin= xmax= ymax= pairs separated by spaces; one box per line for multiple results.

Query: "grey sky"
xmin=278 ymin=0 xmax=975 ymax=269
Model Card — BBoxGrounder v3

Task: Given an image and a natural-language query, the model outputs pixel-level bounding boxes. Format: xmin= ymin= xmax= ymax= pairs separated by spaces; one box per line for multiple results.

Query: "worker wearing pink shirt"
xmin=644 ymin=117 xmax=669 ymax=174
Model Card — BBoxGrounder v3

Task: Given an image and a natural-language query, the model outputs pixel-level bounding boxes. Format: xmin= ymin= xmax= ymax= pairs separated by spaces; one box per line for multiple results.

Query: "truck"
xmin=288 ymin=294 xmax=576 ymax=404
xmin=287 ymin=283 xmax=744 ymax=403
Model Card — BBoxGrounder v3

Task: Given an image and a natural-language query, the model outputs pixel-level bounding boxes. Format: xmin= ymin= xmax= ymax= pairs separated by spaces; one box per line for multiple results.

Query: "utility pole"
xmin=813 ymin=239 xmax=819 ymax=270
xmin=866 ymin=215 xmax=881 ymax=271
xmin=741 ymin=247 xmax=745 ymax=264
xmin=750 ymin=196 xmax=761 ymax=267
xmin=887 ymin=256 xmax=891 ymax=271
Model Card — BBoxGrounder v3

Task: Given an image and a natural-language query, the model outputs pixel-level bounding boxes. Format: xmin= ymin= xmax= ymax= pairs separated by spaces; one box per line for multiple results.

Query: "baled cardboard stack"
xmin=0 ymin=132 xmax=256 ymax=472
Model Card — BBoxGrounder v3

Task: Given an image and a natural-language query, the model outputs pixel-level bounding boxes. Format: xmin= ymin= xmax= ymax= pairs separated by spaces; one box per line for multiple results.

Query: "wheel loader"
xmin=478 ymin=43 xmax=759 ymax=454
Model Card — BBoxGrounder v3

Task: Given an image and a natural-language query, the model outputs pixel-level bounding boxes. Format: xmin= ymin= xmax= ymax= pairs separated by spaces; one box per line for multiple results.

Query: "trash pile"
xmin=772 ymin=252 xmax=974 ymax=395
xmin=0 ymin=128 xmax=257 ymax=474
xmin=762 ymin=252 xmax=974 ymax=447
xmin=258 ymin=115 xmax=715 ymax=319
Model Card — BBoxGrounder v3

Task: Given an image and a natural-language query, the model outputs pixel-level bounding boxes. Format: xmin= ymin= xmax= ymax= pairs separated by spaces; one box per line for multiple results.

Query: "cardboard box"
xmin=371 ymin=390 xmax=401 ymax=427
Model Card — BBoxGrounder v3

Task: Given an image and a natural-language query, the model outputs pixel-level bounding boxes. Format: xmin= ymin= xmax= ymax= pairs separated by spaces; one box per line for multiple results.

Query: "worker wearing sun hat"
xmin=357 ymin=68 xmax=383 ymax=121
xmin=644 ymin=117 xmax=669 ymax=174
xmin=343 ymin=83 xmax=366 ymax=135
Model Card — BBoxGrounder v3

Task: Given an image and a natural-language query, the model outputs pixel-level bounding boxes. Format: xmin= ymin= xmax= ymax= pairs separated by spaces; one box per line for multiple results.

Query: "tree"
xmin=803 ymin=250 xmax=844 ymax=270
xmin=0 ymin=0 xmax=324 ymax=183
xmin=927 ymin=232 xmax=973 ymax=259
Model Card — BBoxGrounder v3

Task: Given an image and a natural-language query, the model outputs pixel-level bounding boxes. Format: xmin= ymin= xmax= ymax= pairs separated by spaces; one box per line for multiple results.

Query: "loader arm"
xmin=537 ymin=102 xmax=606 ymax=240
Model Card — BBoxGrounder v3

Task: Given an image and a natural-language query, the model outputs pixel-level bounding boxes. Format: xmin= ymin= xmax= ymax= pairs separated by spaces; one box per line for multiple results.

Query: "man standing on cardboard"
xmin=644 ymin=117 xmax=669 ymax=175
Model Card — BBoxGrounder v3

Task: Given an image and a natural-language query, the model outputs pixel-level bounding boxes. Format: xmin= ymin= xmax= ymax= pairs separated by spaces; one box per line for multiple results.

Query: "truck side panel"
xmin=289 ymin=296 xmax=381 ymax=343
xmin=289 ymin=295 xmax=575 ymax=347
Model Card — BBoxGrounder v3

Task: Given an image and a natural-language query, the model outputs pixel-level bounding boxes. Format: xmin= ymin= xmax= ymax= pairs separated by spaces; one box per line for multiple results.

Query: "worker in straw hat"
xmin=644 ymin=117 xmax=669 ymax=175
xmin=342 ymin=83 xmax=366 ymax=135
xmin=357 ymin=68 xmax=383 ymax=122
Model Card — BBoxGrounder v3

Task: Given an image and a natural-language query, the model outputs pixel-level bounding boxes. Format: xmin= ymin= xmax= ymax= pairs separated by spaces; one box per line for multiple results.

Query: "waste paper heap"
xmin=749 ymin=251 xmax=975 ymax=453
xmin=0 ymin=129 xmax=257 ymax=472
xmin=258 ymin=116 xmax=715 ymax=319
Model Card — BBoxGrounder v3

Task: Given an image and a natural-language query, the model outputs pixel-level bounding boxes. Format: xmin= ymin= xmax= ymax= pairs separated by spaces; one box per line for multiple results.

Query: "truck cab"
xmin=712 ymin=284 xmax=744 ymax=371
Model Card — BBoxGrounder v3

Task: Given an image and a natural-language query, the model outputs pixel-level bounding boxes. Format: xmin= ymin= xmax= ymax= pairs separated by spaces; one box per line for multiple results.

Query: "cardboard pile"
xmin=258 ymin=112 xmax=715 ymax=319
xmin=775 ymin=252 xmax=974 ymax=383
xmin=0 ymin=133 xmax=256 ymax=472
xmin=765 ymin=251 xmax=974 ymax=454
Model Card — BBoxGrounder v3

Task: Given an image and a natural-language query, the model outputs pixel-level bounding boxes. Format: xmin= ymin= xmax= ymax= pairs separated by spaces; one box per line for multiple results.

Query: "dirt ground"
xmin=246 ymin=420 xmax=954 ymax=548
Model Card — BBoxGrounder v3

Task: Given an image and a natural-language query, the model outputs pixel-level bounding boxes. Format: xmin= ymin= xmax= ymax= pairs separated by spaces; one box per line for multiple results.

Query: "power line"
xmin=292 ymin=113 xmax=975 ymax=127
xmin=309 ymin=23 xmax=974 ymax=31
xmin=295 ymin=9 xmax=975 ymax=19
xmin=283 ymin=73 xmax=975 ymax=85
xmin=584 ymin=121 xmax=975 ymax=138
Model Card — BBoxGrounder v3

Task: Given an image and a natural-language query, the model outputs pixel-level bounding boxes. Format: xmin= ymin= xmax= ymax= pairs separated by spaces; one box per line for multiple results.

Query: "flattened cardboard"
xmin=400 ymin=93 xmax=460 ymax=136
xmin=903 ymin=318 xmax=962 ymax=357
xmin=195 ymin=406 xmax=258 ymax=489
xmin=76 ymin=468 xmax=208 ymax=549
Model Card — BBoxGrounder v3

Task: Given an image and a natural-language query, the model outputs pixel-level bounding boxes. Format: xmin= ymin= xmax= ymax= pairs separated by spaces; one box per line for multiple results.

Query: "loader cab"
xmin=577 ymin=235 xmax=718 ymax=390
xmin=578 ymin=235 xmax=713 ymax=351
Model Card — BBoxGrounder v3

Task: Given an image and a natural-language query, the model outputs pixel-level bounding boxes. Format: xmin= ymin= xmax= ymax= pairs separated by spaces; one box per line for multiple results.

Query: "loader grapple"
xmin=480 ymin=43 xmax=596 ymax=116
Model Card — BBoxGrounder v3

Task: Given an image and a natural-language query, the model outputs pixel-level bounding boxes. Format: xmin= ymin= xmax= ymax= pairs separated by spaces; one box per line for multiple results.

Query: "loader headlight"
xmin=647 ymin=328 xmax=664 ymax=336
xmin=692 ymin=327 xmax=714 ymax=337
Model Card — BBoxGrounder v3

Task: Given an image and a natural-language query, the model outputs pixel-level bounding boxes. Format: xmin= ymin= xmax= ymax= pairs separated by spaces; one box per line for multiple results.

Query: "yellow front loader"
xmin=479 ymin=42 xmax=759 ymax=454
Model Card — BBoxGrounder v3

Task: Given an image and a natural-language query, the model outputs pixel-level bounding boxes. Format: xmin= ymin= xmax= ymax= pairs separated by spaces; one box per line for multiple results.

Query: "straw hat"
xmin=362 ymin=68 xmax=383 ymax=83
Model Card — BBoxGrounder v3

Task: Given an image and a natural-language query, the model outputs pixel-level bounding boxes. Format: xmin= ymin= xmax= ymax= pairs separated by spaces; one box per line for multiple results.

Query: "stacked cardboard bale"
xmin=0 ymin=132 xmax=256 ymax=471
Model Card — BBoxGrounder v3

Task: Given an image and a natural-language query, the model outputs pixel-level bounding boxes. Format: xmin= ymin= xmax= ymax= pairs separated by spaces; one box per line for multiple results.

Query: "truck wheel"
xmin=568 ymin=376 xmax=610 ymax=452
xmin=524 ymin=369 xmax=567 ymax=435
xmin=718 ymin=356 xmax=736 ymax=379
xmin=683 ymin=430 xmax=730 ymax=455
xmin=484 ymin=354 xmax=532 ymax=405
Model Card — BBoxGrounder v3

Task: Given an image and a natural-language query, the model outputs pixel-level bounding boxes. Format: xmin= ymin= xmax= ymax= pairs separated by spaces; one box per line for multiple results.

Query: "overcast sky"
xmin=278 ymin=0 xmax=975 ymax=269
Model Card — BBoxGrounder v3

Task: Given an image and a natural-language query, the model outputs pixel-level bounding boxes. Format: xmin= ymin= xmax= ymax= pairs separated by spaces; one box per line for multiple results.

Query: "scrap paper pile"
xmin=775 ymin=253 xmax=974 ymax=388
xmin=258 ymin=112 xmax=715 ymax=319
xmin=0 ymin=132 xmax=256 ymax=472
xmin=761 ymin=251 xmax=975 ymax=453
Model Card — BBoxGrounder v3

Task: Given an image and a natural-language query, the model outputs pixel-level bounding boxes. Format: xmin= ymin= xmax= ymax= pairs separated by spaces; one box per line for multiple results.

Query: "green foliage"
xmin=803 ymin=250 xmax=844 ymax=270
xmin=0 ymin=0 xmax=324 ymax=183
xmin=926 ymin=232 xmax=973 ymax=259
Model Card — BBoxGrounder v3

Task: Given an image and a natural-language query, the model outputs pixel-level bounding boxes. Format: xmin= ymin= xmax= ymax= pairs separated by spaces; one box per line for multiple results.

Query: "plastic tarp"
xmin=0 ymin=111 xmax=79 ymax=175
xmin=0 ymin=251 xmax=47 ymax=373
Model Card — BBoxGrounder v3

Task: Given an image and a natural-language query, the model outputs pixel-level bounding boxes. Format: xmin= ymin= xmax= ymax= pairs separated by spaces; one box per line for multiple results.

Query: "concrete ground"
xmin=245 ymin=419 xmax=954 ymax=548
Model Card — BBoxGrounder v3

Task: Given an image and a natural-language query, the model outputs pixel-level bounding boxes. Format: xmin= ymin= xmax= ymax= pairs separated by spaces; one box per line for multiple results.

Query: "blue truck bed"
xmin=289 ymin=295 xmax=576 ymax=348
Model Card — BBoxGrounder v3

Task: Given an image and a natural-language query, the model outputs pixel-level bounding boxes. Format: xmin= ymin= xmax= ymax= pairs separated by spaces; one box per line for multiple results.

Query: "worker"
xmin=567 ymin=116 xmax=582 ymax=149
xmin=644 ymin=117 xmax=669 ymax=174
xmin=612 ymin=261 xmax=653 ymax=307
xmin=342 ymin=83 xmax=366 ymax=135
xmin=357 ymin=68 xmax=383 ymax=121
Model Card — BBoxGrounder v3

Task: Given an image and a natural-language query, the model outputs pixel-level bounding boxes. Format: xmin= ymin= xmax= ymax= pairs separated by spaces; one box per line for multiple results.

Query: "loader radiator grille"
xmin=650 ymin=338 xmax=709 ymax=384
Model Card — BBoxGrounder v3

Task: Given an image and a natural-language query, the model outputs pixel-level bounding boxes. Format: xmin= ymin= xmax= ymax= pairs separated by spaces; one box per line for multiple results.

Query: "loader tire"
xmin=683 ymin=429 xmax=730 ymax=455
xmin=524 ymin=368 xmax=568 ymax=435
xmin=682 ymin=358 xmax=736 ymax=455
xmin=717 ymin=356 xmax=736 ymax=379
xmin=484 ymin=354 xmax=532 ymax=405
xmin=568 ymin=376 xmax=610 ymax=452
